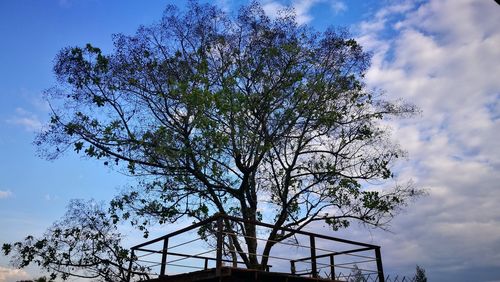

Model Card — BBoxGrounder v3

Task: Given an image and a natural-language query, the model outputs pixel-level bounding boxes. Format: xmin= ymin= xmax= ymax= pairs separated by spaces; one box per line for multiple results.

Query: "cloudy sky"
xmin=0 ymin=0 xmax=499 ymax=281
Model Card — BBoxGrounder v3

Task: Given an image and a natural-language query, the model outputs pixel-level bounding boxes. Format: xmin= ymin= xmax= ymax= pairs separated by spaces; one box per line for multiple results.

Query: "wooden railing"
xmin=127 ymin=214 xmax=385 ymax=281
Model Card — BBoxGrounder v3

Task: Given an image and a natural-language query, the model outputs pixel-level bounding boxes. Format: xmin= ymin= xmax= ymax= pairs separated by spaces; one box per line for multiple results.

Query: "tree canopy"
xmin=30 ymin=1 xmax=419 ymax=270
xmin=2 ymin=200 xmax=147 ymax=281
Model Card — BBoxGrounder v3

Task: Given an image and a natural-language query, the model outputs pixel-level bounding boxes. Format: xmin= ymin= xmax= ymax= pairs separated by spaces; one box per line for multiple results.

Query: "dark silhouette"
xmin=414 ymin=265 xmax=427 ymax=282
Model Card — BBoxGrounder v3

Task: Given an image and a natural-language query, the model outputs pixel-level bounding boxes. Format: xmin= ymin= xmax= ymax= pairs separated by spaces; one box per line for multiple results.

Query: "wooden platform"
xmin=130 ymin=215 xmax=382 ymax=282
xmin=145 ymin=267 xmax=341 ymax=282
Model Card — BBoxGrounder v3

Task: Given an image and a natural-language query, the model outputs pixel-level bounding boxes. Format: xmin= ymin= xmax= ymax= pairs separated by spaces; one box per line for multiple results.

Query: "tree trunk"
xmin=243 ymin=210 xmax=260 ymax=269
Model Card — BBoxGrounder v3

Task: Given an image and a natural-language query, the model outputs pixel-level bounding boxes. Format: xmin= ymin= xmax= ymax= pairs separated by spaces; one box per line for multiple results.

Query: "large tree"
xmin=35 ymin=1 xmax=418 ymax=270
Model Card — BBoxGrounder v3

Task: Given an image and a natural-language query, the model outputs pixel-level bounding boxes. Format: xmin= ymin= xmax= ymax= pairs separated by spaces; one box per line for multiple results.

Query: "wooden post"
xmin=329 ymin=254 xmax=335 ymax=280
xmin=229 ymin=233 xmax=237 ymax=267
xmin=375 ymin=247 xmax=385 ymax=282
xmin=310 ymin=235 xmax=317 ymax=278
xmin=127 ymin=249 xmax=135 ymax=282
xmin=216 ymin=216 xmax=223 ymax=276
xmin=160 ymin=238 xmax=169 ymax=276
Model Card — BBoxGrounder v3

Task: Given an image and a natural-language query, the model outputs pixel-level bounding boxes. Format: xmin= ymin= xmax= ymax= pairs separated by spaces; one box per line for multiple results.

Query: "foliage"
xmin=2 ymin=200 xmax=147 ymax=282
xmin=349 ymin=264 xmax=365 ymax=282
xmin=35 ymin=1 xmax=420 ymax=269
xmin=414 ymin=265 xmax=427 ymax=282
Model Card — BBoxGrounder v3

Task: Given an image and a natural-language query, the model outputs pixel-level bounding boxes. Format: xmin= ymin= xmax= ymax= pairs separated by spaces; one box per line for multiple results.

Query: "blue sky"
xmin=1 ymin=0 xmax=499 ymax=281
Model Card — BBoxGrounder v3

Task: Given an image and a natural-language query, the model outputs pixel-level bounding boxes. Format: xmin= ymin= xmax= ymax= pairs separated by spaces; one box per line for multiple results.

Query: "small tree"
xmin=2 ymin=200 xmax=147 ymax=282
xmin=33 ymin=1 xmax=419 ymax=270
xmin=414 ymin=265 xmax=427 ymax=282
xmin=349 ymin=264 xmax=364 ymax=282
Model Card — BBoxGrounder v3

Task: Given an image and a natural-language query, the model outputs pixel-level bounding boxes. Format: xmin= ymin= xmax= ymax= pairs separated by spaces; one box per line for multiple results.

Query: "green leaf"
xmin=73 ymin=142 xmax=83 ymax=153
xmin=1 ymin=243 xmax=11 ymax=255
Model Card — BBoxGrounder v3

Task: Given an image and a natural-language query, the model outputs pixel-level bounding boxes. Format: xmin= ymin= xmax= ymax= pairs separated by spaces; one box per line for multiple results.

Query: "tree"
xmin=414 ymin=265 xmax=427 ymax=282
xmin=2 ymin=200 xmax=147 ymax=282
xmin=348 ymin=265 xmax=364 ymax=282
xmin=35 ymin=1 xmax=419 ymax=270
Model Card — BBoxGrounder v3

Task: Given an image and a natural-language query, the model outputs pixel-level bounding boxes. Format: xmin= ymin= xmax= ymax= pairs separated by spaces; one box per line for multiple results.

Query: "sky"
xmin=0 ymin=0 xmax=499 ymax=281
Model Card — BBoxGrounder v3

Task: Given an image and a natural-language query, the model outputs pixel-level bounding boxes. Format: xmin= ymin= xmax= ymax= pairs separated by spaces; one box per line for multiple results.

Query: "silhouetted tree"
xmin=414 ymin=265 xmax=427 ymax=282
xmin=2 ymin=200 xmax=147 ymax=282
xmin=34 ymin=1 xmax=419 ymax=270
xmin=349 ymin=265 xmax=364 ymax=282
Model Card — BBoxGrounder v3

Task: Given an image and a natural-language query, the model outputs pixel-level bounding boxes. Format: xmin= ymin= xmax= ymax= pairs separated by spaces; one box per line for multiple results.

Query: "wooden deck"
xmin=145 ymin=267 xmax=341 ymax=282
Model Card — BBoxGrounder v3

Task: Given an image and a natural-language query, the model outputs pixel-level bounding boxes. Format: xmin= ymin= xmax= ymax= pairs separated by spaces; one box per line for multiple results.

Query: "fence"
xmin=339 ymin=276 xmax=416 ymax=282
xmin=127 ymin=214 xmax=386 ymax=281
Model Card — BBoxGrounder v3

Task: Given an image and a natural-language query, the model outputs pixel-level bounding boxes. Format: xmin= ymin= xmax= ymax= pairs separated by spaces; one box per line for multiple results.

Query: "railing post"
xmin=375 ymin=247 xmax=385 ymax=282
xmin=309 ymin=235 xmax=317 ymax=278
xmin=291 ymin=260 xmax=296 ymax=275
xmin=229 ymin=233 xmax=237 ymax=267
xmin=329 ymin=254 xmax=335 ymax=280
xmin=160 ymin=238 xmax=169 ymax=276
xmin=127 ymin=249 xmax=135 ymax=282
xmin=216 ymin=216 xmax=223 ymax=276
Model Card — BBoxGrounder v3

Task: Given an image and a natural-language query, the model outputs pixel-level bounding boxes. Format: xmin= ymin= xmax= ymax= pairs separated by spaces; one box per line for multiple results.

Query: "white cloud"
xmin=330 ymin=1 xmax=347 ymax=14
xmin=292 ymin=0 xmax=321 ymax=24
xmin=262 ymin=0 xmax=346 ymax=24
xmin=44 ymin=194 xmax=59 ymax=201
xmin=0 ymin=190 xmax=12 ymax=199
xmin=5 ymin=107 xmax=43 ymax=132
xmin=354 ymin=0 xmax=500 ymax=279
xmin=261 ymin=1 xmax=287 ymax=19
xmin=17 ymin=88 xmax=50 ymax=113
xmin=0 ymin=266 xmax=30 ymax=282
